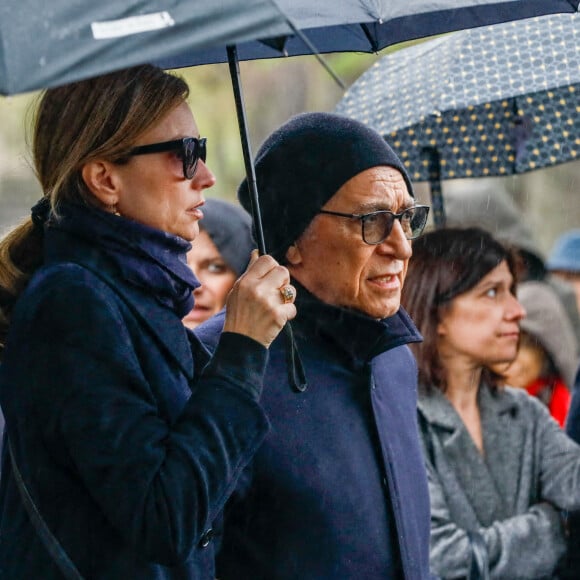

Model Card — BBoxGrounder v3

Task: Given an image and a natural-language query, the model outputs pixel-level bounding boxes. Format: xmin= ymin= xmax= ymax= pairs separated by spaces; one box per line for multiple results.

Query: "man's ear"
xmin=285 ymin=243 xmax=302 ymax=266
xmin=81 ymin=161 xmax=120 ymax=208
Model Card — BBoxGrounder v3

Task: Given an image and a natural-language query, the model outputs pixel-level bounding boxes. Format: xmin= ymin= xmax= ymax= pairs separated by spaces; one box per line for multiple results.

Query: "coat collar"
xmin=418 ymin=383 xmax=524 ymax=524
xmin=292 ymin=280 xmax=422 ymax=366
xmin=418 ymin=382 xmax=519 ymax=430
xmin=44 ymin=229 xmax=198 ymax=380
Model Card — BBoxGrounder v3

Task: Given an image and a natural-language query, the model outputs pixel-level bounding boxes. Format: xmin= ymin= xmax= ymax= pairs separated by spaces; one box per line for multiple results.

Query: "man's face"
xmin=286 ymin=166 xmax=414 ymax=319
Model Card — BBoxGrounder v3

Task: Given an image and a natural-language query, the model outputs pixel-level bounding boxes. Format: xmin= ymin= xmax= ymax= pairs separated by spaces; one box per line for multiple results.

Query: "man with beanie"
xmin=195 ymin=112 xmax=431 ymax=579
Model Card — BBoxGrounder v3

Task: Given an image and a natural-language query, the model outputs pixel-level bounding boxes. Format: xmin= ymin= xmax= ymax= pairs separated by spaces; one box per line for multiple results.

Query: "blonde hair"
xmin=0 ymin=65 xmax=189 ymax=352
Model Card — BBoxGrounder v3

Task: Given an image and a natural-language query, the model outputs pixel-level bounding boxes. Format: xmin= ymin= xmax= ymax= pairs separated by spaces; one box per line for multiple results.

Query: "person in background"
xmin=402 ymin=227 xmax=580 ymax=580
xmin=499 ymin=281 xmax=578 ymax=427
xmin=444 ymin=182 xmax=580 ymax=355
xmin=0 ymin=65 xmax=295 ymax=579
xmin=197 ymin=112 xmax=432 ymax=579
xmin=547 ymin=229 xmax=580 ymax=314
xmin=183 ymin=198 xmax=255 ymax=329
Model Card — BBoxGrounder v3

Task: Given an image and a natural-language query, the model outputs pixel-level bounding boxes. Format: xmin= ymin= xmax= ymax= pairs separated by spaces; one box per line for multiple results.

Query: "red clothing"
xmin=527 ymin=376 xmax=571 ymax=427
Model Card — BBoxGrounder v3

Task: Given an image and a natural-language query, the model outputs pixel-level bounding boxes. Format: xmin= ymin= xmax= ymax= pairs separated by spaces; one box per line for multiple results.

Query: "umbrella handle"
xmin=227 ymin=45 xmax=307 ymax=393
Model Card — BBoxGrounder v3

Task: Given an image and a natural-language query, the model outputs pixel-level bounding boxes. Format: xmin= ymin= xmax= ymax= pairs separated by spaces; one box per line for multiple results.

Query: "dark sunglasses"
xmin=128 ymin=137 xmax=207 ymax=179
xmin=319 ymin=205 xmax=430 ymax=245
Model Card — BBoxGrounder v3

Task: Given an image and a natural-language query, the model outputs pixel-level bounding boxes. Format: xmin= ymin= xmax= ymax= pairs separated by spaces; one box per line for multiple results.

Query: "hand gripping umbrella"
xmin=335 ymin=12 xmax=580 ymax=227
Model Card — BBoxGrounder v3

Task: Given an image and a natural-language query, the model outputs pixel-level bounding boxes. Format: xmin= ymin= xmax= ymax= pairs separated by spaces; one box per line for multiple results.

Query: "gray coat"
xmin=418 ymin=384 xmax=580 ymax=579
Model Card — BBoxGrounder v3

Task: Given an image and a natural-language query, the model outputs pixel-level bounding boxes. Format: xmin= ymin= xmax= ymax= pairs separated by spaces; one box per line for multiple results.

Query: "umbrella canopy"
xmin=335 ymin=12 xmax=580 ymax=224
xmin=1 ymin=0 xmax=579 ymax=95
xmin=0 ymin=0 xmax=294 ymax=94
xmin=162 ymin=0 xmax=580 ymax=67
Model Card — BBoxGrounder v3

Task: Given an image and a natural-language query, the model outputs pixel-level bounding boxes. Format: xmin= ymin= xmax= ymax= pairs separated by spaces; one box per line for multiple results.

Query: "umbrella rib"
xmin=269 ymin=0 xmax=346 ymax=90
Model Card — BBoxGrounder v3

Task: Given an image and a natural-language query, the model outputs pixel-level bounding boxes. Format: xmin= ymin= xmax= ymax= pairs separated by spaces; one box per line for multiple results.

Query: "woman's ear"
xmin=285 ymin=243 xmax=302 ymax=266
xmin=81 ymin=161 xmax=120 ymax=208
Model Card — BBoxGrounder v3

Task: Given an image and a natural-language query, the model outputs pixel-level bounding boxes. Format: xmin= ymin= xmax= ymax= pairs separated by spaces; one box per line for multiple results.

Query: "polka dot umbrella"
xmin=336 ymin=12 xmax=580 ymax=227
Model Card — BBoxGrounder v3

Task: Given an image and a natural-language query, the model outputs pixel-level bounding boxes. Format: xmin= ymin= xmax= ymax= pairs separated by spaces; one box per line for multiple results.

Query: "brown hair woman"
xmin=403 ymin=227 xmax=580 ymax=579
xmin=0 ymin=64 xmax=295 ymax=579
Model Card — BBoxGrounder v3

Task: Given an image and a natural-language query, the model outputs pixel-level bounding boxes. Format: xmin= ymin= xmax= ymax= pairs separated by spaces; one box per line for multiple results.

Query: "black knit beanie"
xmin=199 ymin=198 xmax=255 ymax=276
xmin=238 ymin=112 xmax=414 ymax=263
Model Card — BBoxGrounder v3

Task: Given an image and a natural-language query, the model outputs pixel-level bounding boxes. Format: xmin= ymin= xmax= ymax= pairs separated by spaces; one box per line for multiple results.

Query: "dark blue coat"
xmin=0 ymin=226 xmax=269 ymax=579
xmin=196 ymin=283 xmax=431 ymax=579
xmin=560 ymin=365 xmax=580 ymax=579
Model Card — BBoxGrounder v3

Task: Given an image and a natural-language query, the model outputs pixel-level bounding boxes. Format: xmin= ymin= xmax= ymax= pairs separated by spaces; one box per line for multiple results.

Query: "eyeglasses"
xmin=318 ymin=205 xmax=430 ymax=244
xmin=127 ymin=137 xmax=207 ymax=179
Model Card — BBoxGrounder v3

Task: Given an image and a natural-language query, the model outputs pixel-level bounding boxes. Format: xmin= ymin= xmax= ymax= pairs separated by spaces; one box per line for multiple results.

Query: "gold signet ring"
xmin=279 ymin=285 xmax=296 ymax=304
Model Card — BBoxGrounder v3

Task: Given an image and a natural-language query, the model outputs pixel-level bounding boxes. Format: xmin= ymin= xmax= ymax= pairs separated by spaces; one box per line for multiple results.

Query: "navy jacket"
xmin=560 ymin=365 xmax=580 ymax=579
xmin=0 ymin=226 xmax=269 ymax=579
xmin=196 ymin=283 xmax=431 ymax=579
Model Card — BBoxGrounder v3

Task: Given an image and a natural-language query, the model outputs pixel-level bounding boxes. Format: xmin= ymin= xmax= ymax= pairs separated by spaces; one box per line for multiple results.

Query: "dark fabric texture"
xmin=46 ymin=200 xmax=199 ymax=318
xmin=199 ymin=198 xmax=255 ymax=277
xmin=238 ymin=112 xmax=415 ymax=262
xmin=561 ymin=367 xmax=580 ymax=579
xmin=0 ymin=202 xmax=271 ymax=579
xmin=196 ymin=283 xmax=431 ymax=579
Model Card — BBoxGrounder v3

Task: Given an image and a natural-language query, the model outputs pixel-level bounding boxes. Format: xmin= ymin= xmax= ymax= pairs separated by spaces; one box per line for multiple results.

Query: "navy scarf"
xmin=32 ymin=198 xmax=199 ymax=318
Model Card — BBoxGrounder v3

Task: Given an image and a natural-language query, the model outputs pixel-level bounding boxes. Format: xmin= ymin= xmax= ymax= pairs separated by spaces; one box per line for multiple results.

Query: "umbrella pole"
xmin=226 ymin=45 xmax=307 ymax=393
xmin=226 ymin=45 xmax=267 ymax=255
xmin=425 ymin=147 xmax=446 ymax=228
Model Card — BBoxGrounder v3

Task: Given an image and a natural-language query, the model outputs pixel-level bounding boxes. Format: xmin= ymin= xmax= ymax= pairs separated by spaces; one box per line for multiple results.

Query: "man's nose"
xmin=377 ymin=219 xmax=412 ymax=259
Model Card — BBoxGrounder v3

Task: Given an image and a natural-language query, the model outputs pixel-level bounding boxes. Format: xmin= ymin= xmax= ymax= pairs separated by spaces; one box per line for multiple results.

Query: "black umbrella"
xmin=336 ymin=12 xmax=580 ymax=227
xmin=2 ymin=0 xmax=579 ymax=95
xmin=0 ymin=0 xmax=296 ymax=95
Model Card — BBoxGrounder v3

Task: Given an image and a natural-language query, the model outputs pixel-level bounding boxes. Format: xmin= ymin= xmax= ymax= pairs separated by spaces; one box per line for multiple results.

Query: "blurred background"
xmin=1 ymin=48 xmax=578 ymax=255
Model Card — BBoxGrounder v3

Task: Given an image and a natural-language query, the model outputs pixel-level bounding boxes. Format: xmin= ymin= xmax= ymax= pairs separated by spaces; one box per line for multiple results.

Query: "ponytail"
xmin=0 ymin=218 xmax=44 ymax=354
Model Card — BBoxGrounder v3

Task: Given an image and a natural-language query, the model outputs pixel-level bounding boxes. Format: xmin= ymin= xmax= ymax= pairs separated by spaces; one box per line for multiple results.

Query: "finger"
xmin=248 ymin=249 xmax=260 ymax=266
xmin=244 ymin=254 xmax=281 ymax=279
xmin=282 ymin=303 xmax=297 ymax=321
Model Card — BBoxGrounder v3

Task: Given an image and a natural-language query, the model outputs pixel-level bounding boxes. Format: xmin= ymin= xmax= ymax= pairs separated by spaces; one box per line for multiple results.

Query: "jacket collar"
xmin=292 ymin=280 xmax=422 ymax=366
xmin=418 ymin=382 xmax=519 ymax=430
xmin=44 ymin=229 xmax=197 ymax=380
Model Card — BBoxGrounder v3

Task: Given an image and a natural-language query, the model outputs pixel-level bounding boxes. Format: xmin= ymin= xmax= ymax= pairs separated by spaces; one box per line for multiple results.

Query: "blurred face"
xmin=501 ymin=338 xmax=546 ymax=389
xmin=182 ymin=229 xmax=237 ymax=329
xmin=113 ymin=101 xmax=216 ymax=241
xmin=286 ymin=166 xmax=413 ymax=319
xmin=437 ymin=261 xmax=526 ymax=369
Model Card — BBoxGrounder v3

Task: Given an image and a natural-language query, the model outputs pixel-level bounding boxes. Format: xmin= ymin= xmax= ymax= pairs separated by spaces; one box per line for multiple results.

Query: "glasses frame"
xmin=318 ymin=204 xmax=430 ymax=244
xmin=127 ymin=137 xmax=207 ymax=180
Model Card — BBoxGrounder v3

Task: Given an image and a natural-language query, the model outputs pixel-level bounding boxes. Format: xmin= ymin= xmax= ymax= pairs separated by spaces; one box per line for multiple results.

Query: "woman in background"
xmin=0 ymin=65 xmax=295 ymax=579
xmin=183 ymin=198 xmax=255 ymax=329
xmin=402 ymin=227 xmax=580 ymax=579
xmin=500 ymin=280 xmax=578 ymax=427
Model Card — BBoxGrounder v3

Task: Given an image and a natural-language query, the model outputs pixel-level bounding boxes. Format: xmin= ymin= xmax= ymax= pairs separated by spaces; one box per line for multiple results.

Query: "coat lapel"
xmin=479 ymin=385 xmax=525 ymax=515
xmin=83 ymin=261 xmax=197 ymax=382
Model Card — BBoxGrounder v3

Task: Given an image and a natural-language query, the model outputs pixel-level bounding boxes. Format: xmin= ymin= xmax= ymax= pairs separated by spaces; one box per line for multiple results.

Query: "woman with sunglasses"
xmin=0 ymin=65 xmax=296 ymax=579
xmin=402 ymin=227 xmax=580 ymax=580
